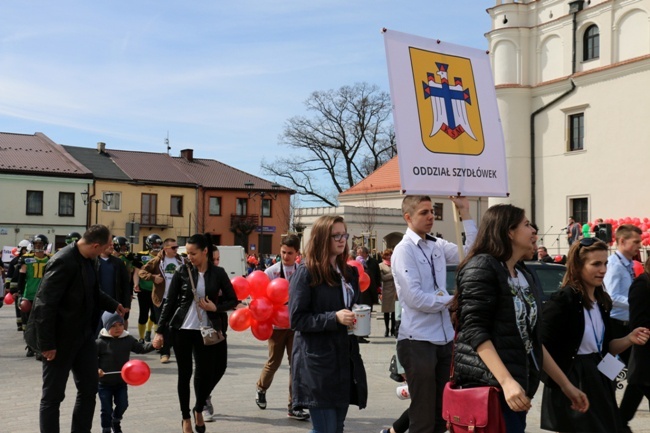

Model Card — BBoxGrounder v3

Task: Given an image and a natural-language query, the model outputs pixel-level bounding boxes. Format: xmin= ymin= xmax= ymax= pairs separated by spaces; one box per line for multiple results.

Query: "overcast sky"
xmin=0 ymin=0 xmax=494 ymax=191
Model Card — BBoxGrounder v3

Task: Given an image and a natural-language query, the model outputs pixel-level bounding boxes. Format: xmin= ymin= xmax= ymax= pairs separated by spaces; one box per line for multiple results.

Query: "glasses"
xmin=168 ymin=246 xmax=179 ymax=250
xmin=331 ymin=233 xmax=350 ymax=242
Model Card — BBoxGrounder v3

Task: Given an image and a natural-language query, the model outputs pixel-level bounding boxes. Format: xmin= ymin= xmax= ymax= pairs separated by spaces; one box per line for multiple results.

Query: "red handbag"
xmin=442 ymin=327 xmax=506 ymax=433
xmin=442 ymin=382 xmax=505 ymax=433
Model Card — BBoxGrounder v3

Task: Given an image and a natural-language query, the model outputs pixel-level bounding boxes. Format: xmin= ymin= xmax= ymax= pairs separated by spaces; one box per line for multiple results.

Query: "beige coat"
xmin=379 ymin=262 xmax=396 ymax=313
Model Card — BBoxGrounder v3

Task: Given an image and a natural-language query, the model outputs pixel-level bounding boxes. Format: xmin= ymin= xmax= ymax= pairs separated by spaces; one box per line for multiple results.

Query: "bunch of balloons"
xmin=346 ymin=260 xmax=371 ymax=292
xmin=591 ymin=217 xmax=650 ymax=246
xmin=228 ymin=271 xmax=290 ymax=341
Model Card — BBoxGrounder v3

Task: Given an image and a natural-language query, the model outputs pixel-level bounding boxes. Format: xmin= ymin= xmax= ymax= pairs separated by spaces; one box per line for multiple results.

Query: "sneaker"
xmin=202 ymin=408 xmax=214 ymax=423
xmin=160 ymin=354 xmax=170 ymax=364
xmin=287 ymin=408 xmax=310 ymax=421
xmin=144 ymin=330 xmax=152 ymax=342
xmin=25 ymin=346 xmax=35 ymax=357
xmin=111 ymin=419 xmax=122 ymax=433
xmin=255 ymin=389 xmax=267 ymax=409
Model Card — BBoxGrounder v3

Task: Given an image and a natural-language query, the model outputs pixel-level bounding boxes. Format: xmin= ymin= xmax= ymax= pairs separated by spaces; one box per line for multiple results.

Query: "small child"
xmin=96 ymin=312 xmax=154 ymax=433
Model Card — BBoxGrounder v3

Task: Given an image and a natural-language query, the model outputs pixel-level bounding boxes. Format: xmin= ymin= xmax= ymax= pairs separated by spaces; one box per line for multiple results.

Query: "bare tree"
xmin=262 ymin=82 xmax=396 ymax=206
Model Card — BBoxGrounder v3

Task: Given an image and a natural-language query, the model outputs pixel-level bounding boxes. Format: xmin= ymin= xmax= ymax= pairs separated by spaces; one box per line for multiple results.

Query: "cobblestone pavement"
xmin=1 ymin=301 xmax=649 ymax=432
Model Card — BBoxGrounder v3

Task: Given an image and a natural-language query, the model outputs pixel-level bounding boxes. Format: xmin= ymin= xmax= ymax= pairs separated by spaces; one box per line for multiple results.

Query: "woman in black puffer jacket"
xmin=450 ymin=204 xmax=589 ymax=433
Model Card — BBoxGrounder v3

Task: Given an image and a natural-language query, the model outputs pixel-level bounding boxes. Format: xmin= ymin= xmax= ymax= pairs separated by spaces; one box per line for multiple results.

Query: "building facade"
xmin=488 ymin=0 xmax=650 ymax=254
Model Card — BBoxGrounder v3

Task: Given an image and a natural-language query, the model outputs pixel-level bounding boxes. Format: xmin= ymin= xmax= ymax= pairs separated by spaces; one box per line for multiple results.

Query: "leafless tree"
xmin=261 ymin=82 xmax=396 ymax=206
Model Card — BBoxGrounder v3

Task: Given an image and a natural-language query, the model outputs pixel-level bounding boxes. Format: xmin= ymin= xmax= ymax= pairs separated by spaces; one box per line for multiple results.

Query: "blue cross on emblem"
xmin=422 ymin=62 xmax=476 ymax=140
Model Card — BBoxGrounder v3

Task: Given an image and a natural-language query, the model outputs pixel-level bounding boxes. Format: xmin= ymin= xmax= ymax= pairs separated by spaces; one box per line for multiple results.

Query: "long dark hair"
xmin=185 ymin=233 xmax=215 ymax=268
xmin=304 ymin=215 xmax=351 ymax=287
xmin=563 ymin=239 xmax=612 ymax=310
xmin=450 ymin=204 xmax=525 ymax=312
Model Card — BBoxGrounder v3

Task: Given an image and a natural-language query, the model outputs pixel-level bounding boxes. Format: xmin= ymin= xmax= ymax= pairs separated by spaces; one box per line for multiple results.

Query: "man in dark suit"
xmin=26 ymin=225 xmax=125 ymax=433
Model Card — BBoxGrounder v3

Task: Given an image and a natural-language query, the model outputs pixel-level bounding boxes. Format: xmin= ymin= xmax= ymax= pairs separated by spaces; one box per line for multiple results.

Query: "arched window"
xmin=583 ymin=25 xmax=600 ymax=61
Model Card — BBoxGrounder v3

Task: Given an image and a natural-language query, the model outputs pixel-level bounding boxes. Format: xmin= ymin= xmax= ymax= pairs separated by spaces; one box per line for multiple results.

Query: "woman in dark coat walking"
xmin=289 ymin=215 xmax=368 ymax=433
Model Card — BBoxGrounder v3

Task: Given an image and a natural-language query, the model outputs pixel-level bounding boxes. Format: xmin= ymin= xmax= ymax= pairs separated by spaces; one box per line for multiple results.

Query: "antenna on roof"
xmin=165 ymin=132 xmax=171 ymax=155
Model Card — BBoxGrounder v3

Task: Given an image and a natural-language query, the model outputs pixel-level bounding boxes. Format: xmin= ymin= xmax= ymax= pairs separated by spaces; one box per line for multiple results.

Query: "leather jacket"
xmin=156 ymin=263 xmax=238 ymax=334
xmin=453 ymin=254 xmax=544 ymax=398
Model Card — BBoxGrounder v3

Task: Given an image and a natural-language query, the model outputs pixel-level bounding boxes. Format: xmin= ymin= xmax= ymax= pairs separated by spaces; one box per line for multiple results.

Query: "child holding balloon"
xmin=97 ymin=312 xmax=155 ymax=433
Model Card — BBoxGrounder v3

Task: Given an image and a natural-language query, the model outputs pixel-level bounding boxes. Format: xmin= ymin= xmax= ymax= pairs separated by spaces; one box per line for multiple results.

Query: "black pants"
xmin=40 ymin=333 xmax=98 ymax=433
xmin=173 ymin=329 xmax=227 ymax=419
xmin=611 ymin=318 xmax=646 ymax=423
xmin=396 ymin=339 xmax=452 ymax=433
xmin=137 ymin=290 xmax=156 ymax=325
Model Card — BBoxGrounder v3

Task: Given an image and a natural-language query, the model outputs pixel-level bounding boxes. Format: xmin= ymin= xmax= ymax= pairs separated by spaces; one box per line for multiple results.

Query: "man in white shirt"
xmin=392 ymin=195 xmax=477 ymax=433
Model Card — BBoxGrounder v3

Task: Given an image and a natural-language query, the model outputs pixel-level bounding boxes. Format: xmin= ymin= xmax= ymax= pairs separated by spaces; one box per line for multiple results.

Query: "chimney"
xmin=180 ymin=148 xmax=194 ymax=162
xmin=97 ymin=142 xmax=106 ymax=154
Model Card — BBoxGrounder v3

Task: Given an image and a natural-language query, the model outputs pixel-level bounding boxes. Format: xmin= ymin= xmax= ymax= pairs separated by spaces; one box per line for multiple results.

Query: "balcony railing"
xmin=129 ymin=213 xmax=173 ymax=228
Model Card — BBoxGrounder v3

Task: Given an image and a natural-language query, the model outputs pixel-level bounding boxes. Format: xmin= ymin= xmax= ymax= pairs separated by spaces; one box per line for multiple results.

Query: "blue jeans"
xmin=309 ymin=406 xmax=349 ymax=433
xmin=98 ymin=383 xmax=128 ymax=428
xmin=499 ymin=392 xmax=527 ymax=433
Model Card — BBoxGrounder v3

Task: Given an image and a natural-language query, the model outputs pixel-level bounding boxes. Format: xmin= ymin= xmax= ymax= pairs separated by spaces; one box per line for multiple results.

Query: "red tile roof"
xmin=0 ymin=132 xmax=92 ymax=177
xmin=108 ymin=149 xmax=196 ymax=186
xmin=340 ymin=156 xmax=400 ymax=196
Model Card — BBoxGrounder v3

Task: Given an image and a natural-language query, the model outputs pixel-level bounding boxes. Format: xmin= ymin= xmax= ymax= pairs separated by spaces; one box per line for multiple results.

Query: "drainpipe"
xmin=530 ymin=80 xmax=576 ymax=222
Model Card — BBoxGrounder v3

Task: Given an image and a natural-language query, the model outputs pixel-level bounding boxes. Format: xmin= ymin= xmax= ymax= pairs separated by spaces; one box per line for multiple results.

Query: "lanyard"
xmin=615 ymin=253 xmax=635 ymax=280
xmin=586 ymin=307 xmax=605 ymax=354
xmin=417 ymin=243 xmax=439 ymax=290
xmin=336 ymin=265 xmax=354 ymax=309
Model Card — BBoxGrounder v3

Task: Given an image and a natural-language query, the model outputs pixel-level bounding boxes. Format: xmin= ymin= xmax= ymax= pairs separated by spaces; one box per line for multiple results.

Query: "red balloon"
xmin=121 ymin=359 xmax=150 ymax=386
xmin=271 ymin=305 xmax=290 ymax=328
xmin=20 ymin=298 xmax=32 ymax=313
xmin=266 ymin=278 xmax=289 ymax=305
xmin=11 ymin=247 xmax=19 ymax=257
xmin=347 ymin=259 xmax=364 ymax=276
xmin=359 ymin=272 xmax=371 ymax=292
xmin=228 ymin=307 xmax=252 ymax=332
xmin=247 ymin=271 xmax=270 ymax=299
xmin=249 ymin=297 xmax=274 ymax=322
xmin=633 ymin=261 xmax=644 ymax=278
xmin=230 ymin=276 xmax=251 ymax=300
xmin=4 ymin=292 xmax=15 ymax=305
xmin=251 ymin=319 xmax=273 ymax=341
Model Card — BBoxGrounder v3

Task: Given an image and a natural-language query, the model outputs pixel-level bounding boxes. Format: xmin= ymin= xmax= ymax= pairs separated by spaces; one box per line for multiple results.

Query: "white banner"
xmin=383 ymin=29 xmax=508 ymax=197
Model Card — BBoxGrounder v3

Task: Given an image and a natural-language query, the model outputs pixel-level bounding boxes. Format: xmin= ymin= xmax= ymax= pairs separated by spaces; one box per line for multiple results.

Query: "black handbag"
xmin=389 ymin=354 xmax=405 ymax=383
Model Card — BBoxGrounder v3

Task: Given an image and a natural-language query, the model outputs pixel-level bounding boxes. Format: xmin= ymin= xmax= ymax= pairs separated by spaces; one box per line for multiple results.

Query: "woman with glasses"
xmin=451 ymin=204 xmax=589 ymax=433
xmin=289 ymin=215 xmax=368 ymax=433
xmin=540 ymin=238 xmax=650 ymax=433
xmin=153 ymin=233 xmax=238 ymax=433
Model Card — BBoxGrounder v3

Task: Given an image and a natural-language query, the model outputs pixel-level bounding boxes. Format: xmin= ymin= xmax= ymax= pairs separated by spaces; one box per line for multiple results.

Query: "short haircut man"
xmin=391 ymin=195 xmax=477 ymax=433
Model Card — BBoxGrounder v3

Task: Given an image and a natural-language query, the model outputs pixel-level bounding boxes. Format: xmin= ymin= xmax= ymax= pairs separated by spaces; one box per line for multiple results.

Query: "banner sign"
xmin=383 ymin=29 xmax=508 ymax=197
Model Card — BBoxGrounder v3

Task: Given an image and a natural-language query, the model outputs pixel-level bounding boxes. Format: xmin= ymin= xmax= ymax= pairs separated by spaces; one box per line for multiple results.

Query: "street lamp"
xmin=244 ymin=182 xmax=280 ymax=256
xmin=81 ymin=190 xmax=113 ymax=225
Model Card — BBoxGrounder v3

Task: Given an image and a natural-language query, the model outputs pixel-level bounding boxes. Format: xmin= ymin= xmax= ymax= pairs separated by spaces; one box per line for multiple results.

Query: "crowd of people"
xmin=2 ymin=198 xmax=650 ymax=433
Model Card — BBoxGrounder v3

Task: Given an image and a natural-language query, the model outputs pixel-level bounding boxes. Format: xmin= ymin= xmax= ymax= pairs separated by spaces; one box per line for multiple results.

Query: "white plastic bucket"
xmin=353 ymin=304 xmax=371 ymax=336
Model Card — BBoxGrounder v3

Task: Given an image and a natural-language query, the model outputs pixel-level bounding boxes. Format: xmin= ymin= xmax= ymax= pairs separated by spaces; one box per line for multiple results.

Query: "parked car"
xmin=446 ymin=261 xmax=566 ymax=302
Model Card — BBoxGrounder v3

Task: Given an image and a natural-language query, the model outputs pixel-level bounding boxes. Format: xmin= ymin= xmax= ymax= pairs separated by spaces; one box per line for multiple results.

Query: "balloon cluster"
xmin=228 ymin=271 xmax=290 ymax=341
xmin=346 ymin=260 xmax=371 ymax=292
xmin=591 ymin=217 xmax=650 ymax=246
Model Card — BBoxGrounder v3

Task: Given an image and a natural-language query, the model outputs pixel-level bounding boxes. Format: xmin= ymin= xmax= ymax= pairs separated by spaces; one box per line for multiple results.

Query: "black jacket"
xmin=96 ymin=330 xmax=154 ymax=386
xmin=453 ymin=254 xmax=544 ymax=397
xmin=156 ymin=263 xmax=238 ymax=334
xmin=97 ymin=254 xmax=132 ymax=309
xmin=628 ymin=273 xmax=650 ymax=386
xmin=289 ymin=265 xmax=368 ymax=409
xmin=541 ymin=285 xmax=613 ymax=388
xmin=25 ymin=243 xmax=119 ymax=353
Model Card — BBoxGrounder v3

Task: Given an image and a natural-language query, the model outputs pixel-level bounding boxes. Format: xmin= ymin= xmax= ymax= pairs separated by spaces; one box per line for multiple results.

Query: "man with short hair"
xmin=566 ymin=216 xmax=582 ymax=246
xmin=26 ymin=225 xmax=125 ymax=433
xmin=139 ymin=237 xmax=184 ymax=364
xmin=392 ymin=195 xmax=476 ymax=433
xmin=537 ymin=246 xmax=554 ymax=263
xmin=604 ymin=224 xmax=644 ymax=431
xmin=255 ymin=234 xmax=309 ymax=421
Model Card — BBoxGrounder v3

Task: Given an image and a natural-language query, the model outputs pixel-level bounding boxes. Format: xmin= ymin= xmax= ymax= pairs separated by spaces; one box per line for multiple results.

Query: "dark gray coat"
xmin=289 ymin=265 xmax=368 ymax=409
